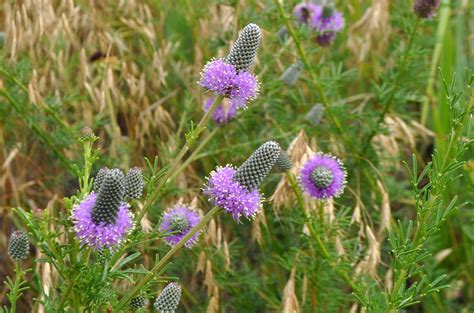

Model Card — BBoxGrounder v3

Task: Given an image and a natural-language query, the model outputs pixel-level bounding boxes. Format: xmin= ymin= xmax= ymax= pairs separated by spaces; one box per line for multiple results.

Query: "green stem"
xmin=361 ymin=17 xmax=421 ymax=154
xmin=273 ymin=0 xmax=353 ymax=150
xmin=136 ymin=95 xmax=223 ymax=222
xmin=286 ymin=172 xmax=359 ymax=292
xmin=9 ymin=261 xmax=22 ymax=313
xmin=115 ymin=206 xmax=223 ymax=310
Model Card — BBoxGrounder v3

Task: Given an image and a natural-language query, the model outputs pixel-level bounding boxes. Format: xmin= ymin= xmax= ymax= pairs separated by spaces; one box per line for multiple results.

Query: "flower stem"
xmin=115 ymin=206 xmax=223 ymax=310
xmin=273 ymin=0 xmax=353 ymax=151
xmin=9 ymin=261 xmax=22 ymax=313
xmin=136 ymin=95 xmax=224 ymax=222
xmin=286 ymin=172 xmax=359 ymax=292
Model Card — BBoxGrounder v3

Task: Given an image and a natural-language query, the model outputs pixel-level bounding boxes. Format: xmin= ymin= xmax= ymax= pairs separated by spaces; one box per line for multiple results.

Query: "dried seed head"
xmin=155 ymin=282 xmax=182 ymax=313
xmin=92 ymin=169 xmax=125 ymax=225
xmin=234 ymin=141 xmax=281 ymax=191
xmin=130 ymin=296 xmax=148 ymax=308
xmin=305 ymin=104 xmax=325 ymax=126
xmin=273 ymin=150 xmax=292 ymax=173
xmin=93 ymin=167 xmax=109 ymax=193
xmin=225 ymin=23 xmax=261 ymax=72
xmin=8 ymin=230 xmax=29 ymax=261
xmin=124 ymin=167 xmax=144 ymax=200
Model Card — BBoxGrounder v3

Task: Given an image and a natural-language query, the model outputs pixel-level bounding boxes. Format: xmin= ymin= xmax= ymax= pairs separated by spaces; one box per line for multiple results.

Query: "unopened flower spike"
xmin=299 ymin=153 xmax=347 ymax=199
xmin=130 ymin=295 xmax=148 ymax=309
xmin=72 ymin=168 xmax=134 ymax=249
xmin=154 ymin=282 xmax=182 ymax=313
xmin=8 ymin=230 xmax=29 ymax=261
xmin=274 ymin=150 xmax=292 ymax=173
xmin=199 ymin=24 xmax=261 ymax=110
xmin=280 ymin=61 xmax=303 ymax=86
xmin=159 ymin=205 xmax=202 ymax=248
xmin=204 ymin=141 xmax=280 ymax=221
xmin=305 ymin=103 xmax=325 ymax=126
xmin=413 ymin=0 xmax=440 ymax=18
xmin=78 ymin=126 xmax=96 ymax=142
xmin=124 ymin=167 xmax=144 ymax=200
xmin=93 ymin=167 xmax=109 ymax=193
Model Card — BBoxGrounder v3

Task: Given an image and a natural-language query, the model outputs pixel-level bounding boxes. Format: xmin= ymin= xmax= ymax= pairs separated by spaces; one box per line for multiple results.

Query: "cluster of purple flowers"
xmin=159 ymin=205 xmax=202 ymax=248
xmin=293 ymin=2 xmax=345 ymax=46
xmin=199 ymin=24 xmax=261 ymax=124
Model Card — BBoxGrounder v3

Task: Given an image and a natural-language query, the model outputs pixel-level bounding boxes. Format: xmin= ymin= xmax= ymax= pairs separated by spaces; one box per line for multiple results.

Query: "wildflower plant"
xmin=0 ymin=1 xmax=472 ymax=312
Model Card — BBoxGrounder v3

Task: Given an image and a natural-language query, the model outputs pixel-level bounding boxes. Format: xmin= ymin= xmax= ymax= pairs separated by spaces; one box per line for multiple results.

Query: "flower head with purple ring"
xmin=203 ymin=97 xmax=237 ymax=124
xmin=310 ymin=5 xmax=344 ymax=46
xmin=299 ymin=153 xmax=347 ymax=199
xmin=199 ymin=59 xmax=259 ymax=109
xmin=72 ymin=193 xmax=134 ymax=249
xmin=293 ymin=2 xmax=320 ymax=25
xmin=159 ymin=205 xmax=202 ymax=248
xmin=203 ymin=166 xmax=262 ymax=221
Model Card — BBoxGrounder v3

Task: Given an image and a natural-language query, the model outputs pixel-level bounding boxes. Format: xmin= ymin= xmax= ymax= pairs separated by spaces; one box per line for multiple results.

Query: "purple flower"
xmin=72 ymin=193 xmax=134 ymax=249
xmin=311 ymin=5 xmax=344 ymax=46
xmin=203 ymin=97 xmax=237 ymax=124
xmin=294 ymin=2 xmax=320 ymax=25
xmin=199 ymin=59 xmax=259 ymax=109
xmin=159 ymin=205 xmax=202 ymax=248
xmin=413 ymin=0 xmax=440 ymax=18
xmin=203 ymin=166 xmax=261 ymax=221
xmin=299 ymin=153 xmax=347 ymax=199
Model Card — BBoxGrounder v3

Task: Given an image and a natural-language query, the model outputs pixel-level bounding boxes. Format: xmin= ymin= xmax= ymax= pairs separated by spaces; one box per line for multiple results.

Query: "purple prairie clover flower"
xmin=203 ymin=97 xmax=237 ymax=124
xmin=294 ymin=2 xmax=320 ymax=25
xmin=72 ymin=169 xmax=134 ymax=249
xmin=159 ymin=205 xmax=202 ymax=248
xmin=204 ymin=166 xmax=262 ymax=221
xmin=299 ymin=153 xmax=347 ymax=199
xmin=413 ymin=0 xmax=440 ymax=18
xmin=199 ymin=59 xmax=259 ymax=109
xmin=311 ymin=5 xmax=345 ymax=46
xmin=204 ymin=141 xmax=280 ymax=221
xmin=72 ymin=193 xmax=133 ymax=249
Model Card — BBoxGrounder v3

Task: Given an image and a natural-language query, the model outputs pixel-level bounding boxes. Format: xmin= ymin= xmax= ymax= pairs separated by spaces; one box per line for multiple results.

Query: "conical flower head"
xmin=124 ymin=167 xmax=144 ymax=200
xmin=280 ymin=61 xmax=303 ymax=86
xmin=273 ymin=150 xmax=292 ymax=173
xmin=93 ymin=167 xmax=109 ymax=193
xmin=225 ymin=23 xmax=261 ymax=72
xmin=78 ymin=126 xmax=95 ymax=142
xmin=130 ymin=296 xmax=148 ymax=309
xmin=413 ymin=0 xmax=440 ymax=18
xmin=154 ymin=282 xmax=182 ymax=313
xmin=92 ymin=168 xmax=125 ymax=225
xmin=8 ymin=230 xmax=29 ymax=261
xmin=234 ymin=141 xmax=281 ymax=191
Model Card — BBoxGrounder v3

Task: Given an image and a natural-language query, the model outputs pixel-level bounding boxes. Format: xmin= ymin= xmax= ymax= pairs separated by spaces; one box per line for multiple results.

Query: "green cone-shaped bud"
xmin=169 ymin=214 xmax=190 ymax=233
xmin=124 ymin=167 xmax=144 ymax=200
xmin=234 ymin=141 xmax=281 ymax=191
xmin=310 ymin=166 xmax=334 ymax=188
xmin=273 ymin=150 xmax=292 ymax=173
xmin=154 ymin=282 xmax=182 ymax=313
xmin=225 ymin=23 xmax=261 ymax=72
xmin=130 ymin=296 xmax=148 ymax=309
xmin=8 ymin=230 xmax=29 ymax=261
xmin=92 ymin=168 xmax=125 ymax=225
xmin=93 ymin=167 xmax=109 ymax=193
